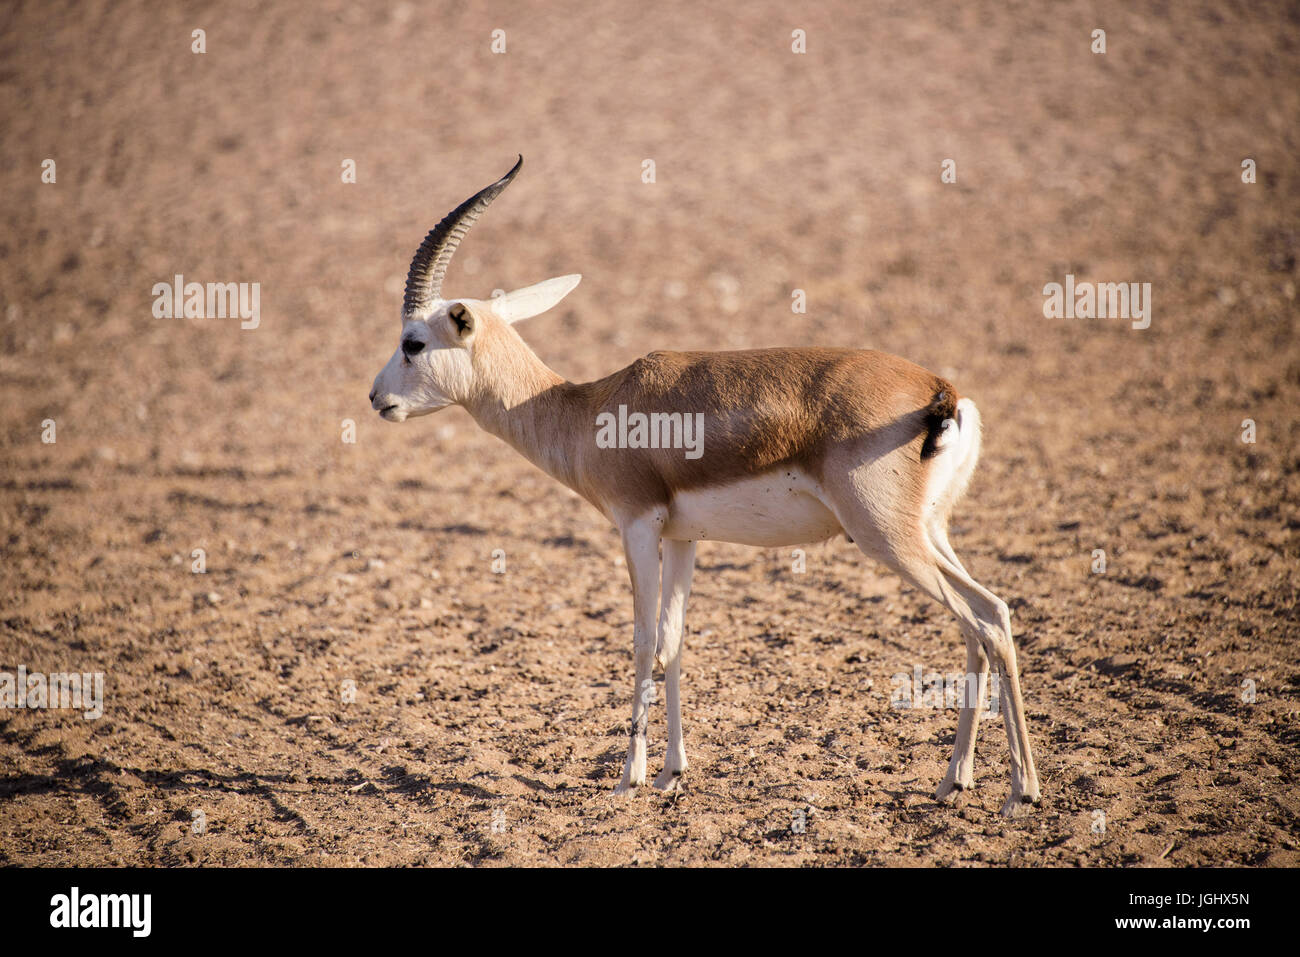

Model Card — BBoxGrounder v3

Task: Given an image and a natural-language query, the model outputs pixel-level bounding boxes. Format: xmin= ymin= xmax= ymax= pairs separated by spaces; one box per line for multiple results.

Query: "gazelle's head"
xmin=369 ymin=156 xmax=580 ymax=422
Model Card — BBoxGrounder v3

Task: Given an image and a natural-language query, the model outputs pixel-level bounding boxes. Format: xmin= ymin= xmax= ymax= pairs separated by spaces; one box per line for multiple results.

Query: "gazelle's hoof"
xmin=935 ymin=774 xmax=973 ymax=803
xmin=652 ymin=768 xmax=684 ymax=791
xmin=999 ymin=792 xmax=1039 ymax=818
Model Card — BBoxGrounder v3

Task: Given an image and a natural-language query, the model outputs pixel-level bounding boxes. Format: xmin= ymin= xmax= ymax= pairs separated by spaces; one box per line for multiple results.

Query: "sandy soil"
xmin=1 ymin=0 xmax=1297 ymax=866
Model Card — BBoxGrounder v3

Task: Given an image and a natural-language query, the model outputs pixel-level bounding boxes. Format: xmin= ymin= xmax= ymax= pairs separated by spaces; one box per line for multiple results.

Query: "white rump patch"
xmin=923 ymin=399 xmax=981 ymax=520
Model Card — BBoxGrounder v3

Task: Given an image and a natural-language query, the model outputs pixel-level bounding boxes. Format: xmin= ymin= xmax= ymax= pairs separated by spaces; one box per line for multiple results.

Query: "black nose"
xmin=368 ymin=388 xmax=376 ymax=403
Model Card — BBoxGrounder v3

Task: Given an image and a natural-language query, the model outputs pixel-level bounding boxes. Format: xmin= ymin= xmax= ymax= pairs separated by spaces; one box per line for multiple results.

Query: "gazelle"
xmin=369 ymin=157 xmax=1041 ymax=815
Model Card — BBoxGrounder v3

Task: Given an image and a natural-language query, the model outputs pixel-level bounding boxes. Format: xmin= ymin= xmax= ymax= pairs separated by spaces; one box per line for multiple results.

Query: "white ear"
xmin=490 ymin=274 xmax=581 ymax=324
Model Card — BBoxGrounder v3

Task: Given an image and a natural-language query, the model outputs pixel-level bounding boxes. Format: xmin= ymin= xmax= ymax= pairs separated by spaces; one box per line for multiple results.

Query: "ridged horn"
xmin=402 ymin=155 xmax=523 ymax=316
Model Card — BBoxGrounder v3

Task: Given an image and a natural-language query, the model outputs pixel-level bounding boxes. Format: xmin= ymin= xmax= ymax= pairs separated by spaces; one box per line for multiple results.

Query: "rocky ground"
xmin=1 ymin=0 xmax=1296 ymax=865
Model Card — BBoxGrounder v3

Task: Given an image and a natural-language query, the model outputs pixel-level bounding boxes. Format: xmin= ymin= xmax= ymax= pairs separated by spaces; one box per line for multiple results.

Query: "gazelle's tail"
xmin=922 ymin=395 xmax=982 ymax=531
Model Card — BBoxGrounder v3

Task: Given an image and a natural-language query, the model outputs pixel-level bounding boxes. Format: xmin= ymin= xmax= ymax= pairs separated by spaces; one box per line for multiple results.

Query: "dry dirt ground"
xmin=1 ymin=1 xmax=1297 ymax=867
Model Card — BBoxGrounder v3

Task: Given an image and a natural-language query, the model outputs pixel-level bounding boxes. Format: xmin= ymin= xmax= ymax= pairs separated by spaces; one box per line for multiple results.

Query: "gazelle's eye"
xmin=401 ymin=338 xmax=425 ymax=358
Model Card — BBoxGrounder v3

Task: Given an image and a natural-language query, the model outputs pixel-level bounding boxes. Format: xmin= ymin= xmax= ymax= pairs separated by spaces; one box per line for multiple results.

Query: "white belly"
xmin=661 ymin=469 xmax=843 ymax=546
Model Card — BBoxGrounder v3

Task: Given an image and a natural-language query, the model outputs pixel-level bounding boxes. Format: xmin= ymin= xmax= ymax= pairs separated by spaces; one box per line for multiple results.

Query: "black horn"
xmin=402 ymin=155 xmax=523 ymax=316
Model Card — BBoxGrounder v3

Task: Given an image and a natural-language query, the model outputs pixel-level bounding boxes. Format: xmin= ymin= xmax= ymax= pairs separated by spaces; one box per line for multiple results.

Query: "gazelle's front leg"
xmin=653 ymin=539 xmax=695 ymax=790
xmin=614 ymin=512 xmax=665 ymax=794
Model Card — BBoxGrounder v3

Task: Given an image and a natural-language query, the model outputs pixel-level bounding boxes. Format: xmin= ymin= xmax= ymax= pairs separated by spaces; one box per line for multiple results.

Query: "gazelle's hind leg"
xmin=929 ymin=553 xmax=1040 ymax=815
xmin=926 ymin=522 xmax=987 ymax=799
xmin=825 ymin=486 xmax=1040 ymax=815
xmin=929 ymin=522 xmax=968 ymax=576
xmin=886 ymin=544 xmax=1037 ymax=814
xmin=935 ymin=623 xmax=988 ymax=800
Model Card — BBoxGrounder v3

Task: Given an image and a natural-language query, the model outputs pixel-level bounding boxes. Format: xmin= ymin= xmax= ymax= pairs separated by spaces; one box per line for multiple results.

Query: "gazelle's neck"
xmin=460 ymin=320 xmax=589 ymax=495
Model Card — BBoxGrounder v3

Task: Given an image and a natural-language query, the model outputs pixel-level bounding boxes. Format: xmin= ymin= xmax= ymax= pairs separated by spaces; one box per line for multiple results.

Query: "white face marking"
xmin=369 ymin=307 xmax=474 ymax=421
xmin=661 ymin=469 xmax=842 ymax=546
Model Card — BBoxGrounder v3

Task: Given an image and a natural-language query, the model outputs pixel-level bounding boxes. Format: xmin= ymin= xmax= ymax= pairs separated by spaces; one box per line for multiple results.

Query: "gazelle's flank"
xmin=369 ymin=157 xmax=1041 ymax=815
